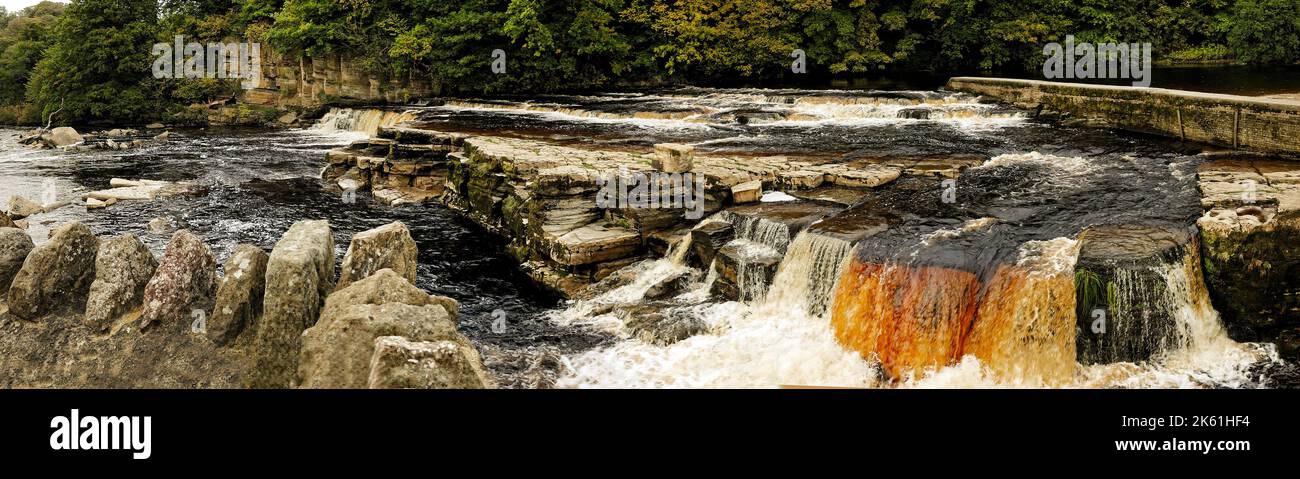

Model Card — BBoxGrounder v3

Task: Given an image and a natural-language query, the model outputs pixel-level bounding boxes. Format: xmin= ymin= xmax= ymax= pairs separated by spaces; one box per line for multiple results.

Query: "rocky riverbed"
xmin=3 ymin=87 xmax=1300 ymax=388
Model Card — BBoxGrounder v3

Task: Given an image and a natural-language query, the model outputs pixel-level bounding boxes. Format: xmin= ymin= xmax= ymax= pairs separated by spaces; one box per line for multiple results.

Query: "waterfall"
xmin=717 ymin=210 xmax=793 ymax=253
xmin=962 ymin=238 xmax=1081 ymax=384
xmin=762 ymin=231 xmax=855 ymax=317
xmin=312 ymin=108 xmax=416 ymax=136
xmin=555 ymin=229 xmax=877 ymax=388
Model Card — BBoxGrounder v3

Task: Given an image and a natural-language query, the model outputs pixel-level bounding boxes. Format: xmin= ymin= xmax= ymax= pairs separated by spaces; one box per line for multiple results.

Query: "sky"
xmin=1 ymin=0 xmax=66 ymax=14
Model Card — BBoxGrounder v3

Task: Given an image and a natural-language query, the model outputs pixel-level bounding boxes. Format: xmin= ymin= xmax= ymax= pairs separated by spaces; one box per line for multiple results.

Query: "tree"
xmin=24 ymin=0 xmax=161 ymax=124
xmin=1227 ymin=0 xmax=1300 ymax=64
xmin=0 ymin=2 xmax=65 ymax=106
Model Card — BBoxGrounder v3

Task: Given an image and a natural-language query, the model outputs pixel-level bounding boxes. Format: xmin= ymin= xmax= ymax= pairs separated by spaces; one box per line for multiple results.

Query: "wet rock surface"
xmin=1073 ymin=224 xmax=1194 ymax=364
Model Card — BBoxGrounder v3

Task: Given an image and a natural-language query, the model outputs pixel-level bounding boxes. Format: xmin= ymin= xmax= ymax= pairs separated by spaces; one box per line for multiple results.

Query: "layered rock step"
xmin=1073 ymin=224 xmax=1198 ymax=364
xmin=1196 ymin=156 xmax=1300 ymax=358
xmin=700 ymin=201 xmax=842 ymax=301
xmin=321 ymin=126 xmax=466 ymax=207
xmin=321 ymin=126 xmax=991 ymax=300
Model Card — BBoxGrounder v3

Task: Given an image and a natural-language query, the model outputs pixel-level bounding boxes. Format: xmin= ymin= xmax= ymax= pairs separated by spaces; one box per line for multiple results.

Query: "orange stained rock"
xmin=830 ymin=260 xmax=980 ymax=378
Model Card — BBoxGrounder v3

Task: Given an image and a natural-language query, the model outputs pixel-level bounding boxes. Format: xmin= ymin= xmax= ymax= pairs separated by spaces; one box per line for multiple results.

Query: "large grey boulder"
xmin=6 ymin=221 xmax=99 ymax=319
xmin=247 ymin=220 xmax=335 ymax=388
xmin=139 ymin=230 xmax=216 ymax=328
xmin=84 ymin=235 xmax=157 ymax=331
xmin=45 ymin=127 xmax=84 ymax=147
xmin=206 ymin=244 xmax=268 ymax=346
xmin=368 ymin=336 xmax=492 ymax=389
xmin=336 ymin=221 xmax=418 ymax=291
xmin=0 ymin=228 xmax=34 ymax=294
xmin=298 ymin=269 xmax=476 ymax=389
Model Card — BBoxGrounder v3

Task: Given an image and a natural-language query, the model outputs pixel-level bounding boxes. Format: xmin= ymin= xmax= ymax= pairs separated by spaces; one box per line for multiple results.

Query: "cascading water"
xmin=312 ymin=108 xmax=417 ymax=136
xmin=556 ymin=229 xmax=878 ymax=388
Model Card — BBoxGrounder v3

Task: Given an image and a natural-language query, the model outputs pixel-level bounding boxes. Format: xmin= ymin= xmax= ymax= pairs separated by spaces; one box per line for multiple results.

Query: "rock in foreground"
xmin=0 ymin=228 xmax=34 ymax=294
xmin=367 ymin=336 xmax=493 ymax=389
xmin=247 ymin=220 xmax=334 ymax=388
xmin=84 ymin=235 xmax=157 ymax=331
xmin=298 ymin=269 xmax=478 ymax=389
xmin=207 ymin=244 xmax=268 ymax=346
xmin=335 ymin=221 xmax=418 ymax=291
xmin=6 ymin=221 xmax=98 ymax=319
xmin=140 ymin=230 xmax=217 ymax=328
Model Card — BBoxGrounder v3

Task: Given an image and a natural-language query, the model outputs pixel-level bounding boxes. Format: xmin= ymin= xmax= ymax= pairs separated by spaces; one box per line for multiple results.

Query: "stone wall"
xmin=946 ymin=77 xmax=1300 ymax=156
xmin=242 ymin=50 xmax=434 ymax=108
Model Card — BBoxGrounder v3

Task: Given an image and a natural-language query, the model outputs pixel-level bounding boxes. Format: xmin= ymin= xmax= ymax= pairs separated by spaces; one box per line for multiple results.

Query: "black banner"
xmin=0 ymin=389 xmax=1291 ymax=468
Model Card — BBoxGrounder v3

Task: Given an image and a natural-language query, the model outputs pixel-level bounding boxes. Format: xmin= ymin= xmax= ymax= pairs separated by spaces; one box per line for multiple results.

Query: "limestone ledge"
xmin=1196 ymin=156 xmax=1300 ymax=358
xmin=324 ymin=127 xmax=987 ymax=298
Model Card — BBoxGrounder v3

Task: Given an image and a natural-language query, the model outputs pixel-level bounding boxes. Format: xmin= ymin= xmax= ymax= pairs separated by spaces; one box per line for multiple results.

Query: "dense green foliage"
xmin=0 ymin=0 xmax=1297 ymax=125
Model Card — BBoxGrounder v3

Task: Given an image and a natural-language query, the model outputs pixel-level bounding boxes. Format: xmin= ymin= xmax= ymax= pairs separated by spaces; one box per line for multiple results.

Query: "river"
xmin=1 ymin=85 xmax=1289 ymax=388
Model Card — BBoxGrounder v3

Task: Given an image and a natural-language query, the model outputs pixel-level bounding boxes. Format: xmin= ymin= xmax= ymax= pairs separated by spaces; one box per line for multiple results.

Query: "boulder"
xmin=6 ymin=221 xmax=99 ymax=319
xmin=298 ymin=269 xmax=471 ymax=388
xmin=0 ymin=210 xmax=14 ymax=228
xmin=139 ymin=229 xmax=217 ymax=328
xmin=145 ymin=122 xmax=165 ymax=129
xmin=621 ymin=304 xmax=709 ymax=345
xmin=644 ymin=270 xmax=691 ymax=300
xmin=7 ymin=195 xmax=43 ymax=219
xmin=102 ymin=128 xmax=137 ymax=138
xmin=711 ymin=241 xmax=783 ymax=302
xmin=690 ymin=220 xmax=734 ymax=268
xmin=148 ymin=217 xmax=175 ymax=234
xmin=0 ymin=228 xmax=35 ymax=294
xmin=731 ymin=180 xmax=762 ymax=204
xmin=652 ymin=143 xmax=695 ymax=173
xmin=367 ymin=336 xmax=492 ymax=389
xmin=247 ymin=220 xmax=335 ymax=388
xmin=45 ymin=127 xmax=84 ymax=147
xmin=336 ymin=221 xmax=418 ymax=291
xmin=207 ymin=244 xmax=268 ymax=346
xmin=84 ymin=235 xmax=158 ymax=331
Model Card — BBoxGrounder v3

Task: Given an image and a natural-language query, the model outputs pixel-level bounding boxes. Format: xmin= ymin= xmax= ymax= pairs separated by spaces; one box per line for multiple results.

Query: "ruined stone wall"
xmin=946 ymin=77 xmax=1300 ymax=156
xmin=241 ymin=50 xmax=434 ymax=108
